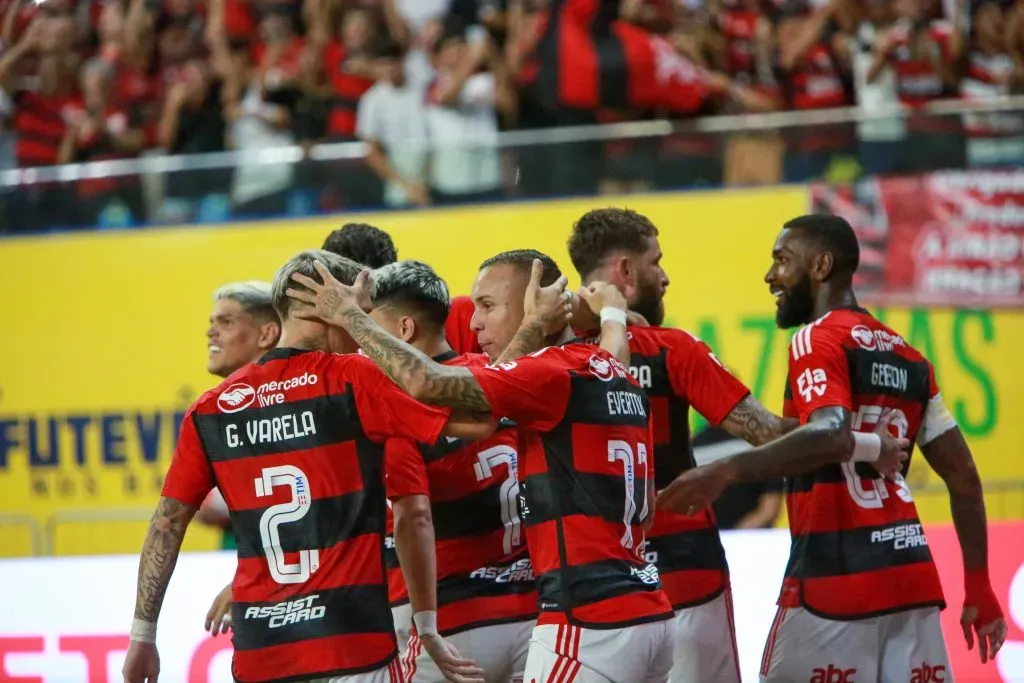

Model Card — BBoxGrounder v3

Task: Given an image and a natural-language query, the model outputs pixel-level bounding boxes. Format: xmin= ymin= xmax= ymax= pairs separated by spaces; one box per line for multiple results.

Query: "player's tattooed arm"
xmin=338 ymin=306 xmax=493 ymax=413
xmin=719 ymin=395 xmax=800 ymax=446
xmin=493 ymin=317 xmax=545 ymax=367
xmin=721 ymin=406 xmax=853 ymax=482
xmin=133 ymin=496 xmax=196 ymax=622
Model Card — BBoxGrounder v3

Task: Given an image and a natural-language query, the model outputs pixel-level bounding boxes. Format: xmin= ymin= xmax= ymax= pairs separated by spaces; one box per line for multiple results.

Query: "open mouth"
xmin=209 ymin=344 xmax=222 ymax=356
xmin=770 ymin=287 xmax=786 ymax=307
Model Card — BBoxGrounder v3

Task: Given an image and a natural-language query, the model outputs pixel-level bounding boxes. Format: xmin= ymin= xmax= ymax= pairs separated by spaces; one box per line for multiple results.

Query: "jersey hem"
xmin=796 ymin=598 xmax=947 ymax=622
xmin=669 ymin=585 xmax=725 ymax=611
xmin=232 ymin=648 xmax=398 ymax=683
xmin=389 ymin=598 xmax=410 ymax=608
xmin=540 ymin=608 xmax=676 ymax=630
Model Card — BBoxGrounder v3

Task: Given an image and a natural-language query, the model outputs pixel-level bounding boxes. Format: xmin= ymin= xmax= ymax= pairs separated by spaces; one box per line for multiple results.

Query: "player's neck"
xmin=550 ymin=326 xmax=576 ymax=347
xmin=413 ymin=337 xmax=454 ymax=360
xmin=277 ymin=328 xmax=328 ymax=353
xmin=813 ymin=285 xmax=859 ymax=320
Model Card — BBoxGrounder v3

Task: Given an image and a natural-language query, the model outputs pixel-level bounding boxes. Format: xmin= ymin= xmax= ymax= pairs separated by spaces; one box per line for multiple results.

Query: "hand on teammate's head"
xmin=577 ymin=280 xmax=627 ymax=316
xmin=523 ymin=258 xmax=572 ymax=336
xmin=287 ymin=261 xmax=374 ymax=324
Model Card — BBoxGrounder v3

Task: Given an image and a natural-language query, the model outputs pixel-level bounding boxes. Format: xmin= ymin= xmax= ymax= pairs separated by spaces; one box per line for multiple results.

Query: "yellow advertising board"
xmin=1 ymin=187 xmax=1021 ymax=557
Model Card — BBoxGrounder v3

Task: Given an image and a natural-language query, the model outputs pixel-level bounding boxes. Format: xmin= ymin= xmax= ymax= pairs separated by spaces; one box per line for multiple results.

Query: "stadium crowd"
xmin=1 ymin=0 xmax=1023 ymax=229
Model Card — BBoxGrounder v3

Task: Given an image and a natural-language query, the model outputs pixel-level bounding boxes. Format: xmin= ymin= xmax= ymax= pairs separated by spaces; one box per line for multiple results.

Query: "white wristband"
xmin=600 ymin=307 xmax=627 ymax=327
xmin=130 ymin=618 xmax=157 ymax=643
xmin=413 ymin=610 xmax=438 ymax=637
xmin=851 ymin=432 xmax=882 ymax=463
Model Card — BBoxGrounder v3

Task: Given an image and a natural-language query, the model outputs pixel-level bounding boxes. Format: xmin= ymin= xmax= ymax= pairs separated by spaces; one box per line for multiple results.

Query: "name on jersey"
xmin=226 ymin=411 xmax=317 ymax=448
xmin=870 ymin=363 xmax=909 ymax=393
xmin=870 ymin=523 xmax=927 ymax=551
xmin=244 ymin=594 xmax=326 ymax=629
xmin=607 ymin=391 xmax=647 ymax=417
xmin=469 ymin=557 xmax=535 ymax=583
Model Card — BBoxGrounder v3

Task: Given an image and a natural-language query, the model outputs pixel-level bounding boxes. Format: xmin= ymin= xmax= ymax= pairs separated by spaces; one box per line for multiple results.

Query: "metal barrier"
xmin=45 ymin=507 xmax=155 ymax=556
xmin=0 ymin=513 xmax=44 ymax=557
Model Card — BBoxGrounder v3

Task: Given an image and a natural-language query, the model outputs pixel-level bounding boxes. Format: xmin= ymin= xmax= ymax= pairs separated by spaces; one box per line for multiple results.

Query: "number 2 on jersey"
xmin=474 ymin=445 xmax=522 ymax=554
xmin=255 ymin=465 xmax=320 ymax=584
xmin=842 ymin=406 xmax=914 ymax=510
xmin=608 ymin=441 xmax=649 ymax=550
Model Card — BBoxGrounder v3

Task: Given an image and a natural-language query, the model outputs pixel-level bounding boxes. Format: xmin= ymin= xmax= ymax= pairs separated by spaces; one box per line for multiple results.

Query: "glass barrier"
xmin=2 ymin=96 xmax=1024 ymax=232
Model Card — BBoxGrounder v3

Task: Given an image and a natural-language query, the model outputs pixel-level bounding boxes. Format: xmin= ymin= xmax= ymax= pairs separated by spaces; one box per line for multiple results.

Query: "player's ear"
xmin=259 ymin=321 xmax=281 ymax=351
xmin=398 ymin=315 xmax=415 ymax=343
xmin=811 ymin=251 xmax=835 ymax=282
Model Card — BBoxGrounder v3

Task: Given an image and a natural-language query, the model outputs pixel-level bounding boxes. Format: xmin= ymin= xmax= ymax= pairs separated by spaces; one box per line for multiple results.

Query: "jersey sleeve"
xmin=445 ymin=296 xmax=482 ymax=355
xmin=467 ymin=348 xmax=571 ymax=431
xmin=345 ymin=355 xmax=452 ymax=445
xmin=918 ymin=359 xmax=958 ymax=446
xmin=787 ymin=324 xmax=853 ymax=422
xmin=385 ymin=438 xmax=430 ymax=499
xmin=161 ymin=409 xmax=215 ymax=508
xmin=666 ymin=330 xmax=751 ymax=426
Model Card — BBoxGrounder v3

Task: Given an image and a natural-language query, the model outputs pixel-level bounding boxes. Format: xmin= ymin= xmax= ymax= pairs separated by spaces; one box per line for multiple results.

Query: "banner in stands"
xmin=0 ymin=525 xmax=1021 ymax=683
xmin=1 ymin=186 xmax=1022 ymax=558
xmin=810 ymin=170 xmax=1024 ymax=308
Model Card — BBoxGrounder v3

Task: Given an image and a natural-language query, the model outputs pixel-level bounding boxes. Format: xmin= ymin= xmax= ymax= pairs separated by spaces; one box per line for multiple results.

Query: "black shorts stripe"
xmin=231 ymin=584 xmax=393 ymax=651
xmin=521 ymin=471 xmax=648 ymax=528
xmin=232 ymin=493 xmax=384 ymax=558
xmin=195 ymin=393 xmax=362 ymax=462
xmin=787 ymin=520 xmax=935 ymax=578
xmin=645 ymin=527 xmax=727 ymax=573
xmin=537 ymin=558 xmax=662 ymax=611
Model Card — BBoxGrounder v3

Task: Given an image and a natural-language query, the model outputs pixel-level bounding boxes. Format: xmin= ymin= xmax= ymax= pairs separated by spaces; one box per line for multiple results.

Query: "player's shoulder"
xmin=190 ymin=361 xmax=265 ymax=416
xmin=630 ymin=324 xmax=706 ymax=349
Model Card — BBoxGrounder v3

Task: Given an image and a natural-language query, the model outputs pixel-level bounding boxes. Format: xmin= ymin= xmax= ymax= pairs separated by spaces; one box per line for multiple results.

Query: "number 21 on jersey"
xmin=608 ymin=441 xmax=650 ymax=550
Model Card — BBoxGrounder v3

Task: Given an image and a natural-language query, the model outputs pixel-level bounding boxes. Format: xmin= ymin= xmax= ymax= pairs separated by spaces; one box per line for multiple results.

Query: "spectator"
xmin=424 ymin=20 xmax=511 ymax=204
xmin=356 ymin=37 xmax=429 ymax=208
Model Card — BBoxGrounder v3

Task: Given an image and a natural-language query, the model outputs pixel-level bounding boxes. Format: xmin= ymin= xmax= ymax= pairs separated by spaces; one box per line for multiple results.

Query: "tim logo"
xmin=796 ymin=368 xmax=827 ymax=403
xmin=217 ymin=383 xmax=256 ymax=413
xmin=809 ymin=665 xmax=856 ymax=683
xmin=910 ymin=663 xmax=945 ymax=682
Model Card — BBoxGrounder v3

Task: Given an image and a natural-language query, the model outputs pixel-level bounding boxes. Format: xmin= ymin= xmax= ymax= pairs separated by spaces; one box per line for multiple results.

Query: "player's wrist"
xmin=130 ymin=618 xmax=157 ymax=644
xmin=964 ymin=569 xmax=994 ymax=596
xmin=600 ymin=306 xmax=628 ymax=327
xmin=412 ymin=609 xmax=438 ymax=637
xmin=851 ymin=432 xmax=881 ymax=462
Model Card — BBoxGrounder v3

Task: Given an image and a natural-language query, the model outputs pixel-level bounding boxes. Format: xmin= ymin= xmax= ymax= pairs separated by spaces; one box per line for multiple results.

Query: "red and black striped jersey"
xmin=161 ymin=347 xmax=451 ymax=683
xmin=624 ymin=326 xmax=750 ymax=609
xmin=385 ymin=351 xmax=536 ymax=635
xmin=445 ymin=296 xmax=482 ymax=355
xmin=779 ymin=307 xmax=945 ymax=619
xmin=470 ymin=343 xmax=674 ymax=630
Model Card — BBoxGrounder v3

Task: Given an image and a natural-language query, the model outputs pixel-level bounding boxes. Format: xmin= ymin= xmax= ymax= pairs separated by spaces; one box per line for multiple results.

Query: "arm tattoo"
xmin=339 ymin=307 xmax=492 ymax=413
xmin=724 ymin=407 xmax=851 ymax=483
xmin=494 ymin=319 xmax=544 ymax=367
xmin=719 ymin=395 xmax=798 ymax=446
xmin=134 ymin=496 xmax=196 ymax=621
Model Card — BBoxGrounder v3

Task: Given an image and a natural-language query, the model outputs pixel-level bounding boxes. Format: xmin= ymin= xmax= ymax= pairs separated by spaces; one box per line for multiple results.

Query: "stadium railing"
xmin=2 ymin=95 xmax=1024 ymax=231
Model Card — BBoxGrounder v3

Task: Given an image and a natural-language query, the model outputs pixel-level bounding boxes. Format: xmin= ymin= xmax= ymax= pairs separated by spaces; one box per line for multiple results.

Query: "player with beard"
xmin=568 ymin=207 xmax=798 ymax=683
xmin=287 ymin=250 xmax=679 ymax=683
xmin=658 ymin=215 xmax=1007 ymax=681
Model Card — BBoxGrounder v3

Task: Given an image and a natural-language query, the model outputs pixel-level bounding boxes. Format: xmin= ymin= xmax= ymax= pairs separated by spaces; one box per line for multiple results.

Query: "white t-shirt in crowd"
xmin=425 ymin=72 xmax=500 ymax=195
xmin=395 ymin=0 xmax=451 ymax=87
xmin=356 ymin=80 xmax=429 ymax=207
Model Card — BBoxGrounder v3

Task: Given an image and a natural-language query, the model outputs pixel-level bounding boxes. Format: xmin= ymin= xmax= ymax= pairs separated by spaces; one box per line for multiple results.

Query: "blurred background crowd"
xmin=1 ymin=0 xmax=1023 ymax=230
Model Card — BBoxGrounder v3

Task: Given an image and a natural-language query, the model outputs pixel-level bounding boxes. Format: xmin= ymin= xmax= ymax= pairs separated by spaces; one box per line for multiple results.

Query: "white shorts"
xmin=402 ymin=619 xmax=534 ymax=683
xmin=523 ymin=619 xmax=675 ymax=683
xmin=393 ymin=604 xmax=413 ymax=657
xmin=670 ymin=590 xmax=741 ymax=683
xmin=305 ymin=658 xmax=406 ymax=682
xmin=759 ymin=606 xmax=951 ymax=683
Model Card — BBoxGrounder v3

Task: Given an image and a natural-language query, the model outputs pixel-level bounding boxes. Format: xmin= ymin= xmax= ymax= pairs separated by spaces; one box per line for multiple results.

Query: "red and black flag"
xmin=532 ymin=0 xmax=722 ymax=115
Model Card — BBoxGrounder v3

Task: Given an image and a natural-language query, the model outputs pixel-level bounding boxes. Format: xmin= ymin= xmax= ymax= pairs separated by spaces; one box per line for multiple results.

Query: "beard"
xmin=632 ymin=282 xmax=665 ymax=327
xmin=775 ymin=276 xmax=815 ymax=329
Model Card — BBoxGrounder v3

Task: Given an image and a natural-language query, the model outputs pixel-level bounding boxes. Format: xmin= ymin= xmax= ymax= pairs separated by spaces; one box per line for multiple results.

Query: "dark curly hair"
xmin=322 ymin=223 xmax=398 ymax=269
xmin=567 ymin=208 xmax=659 ymax=278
